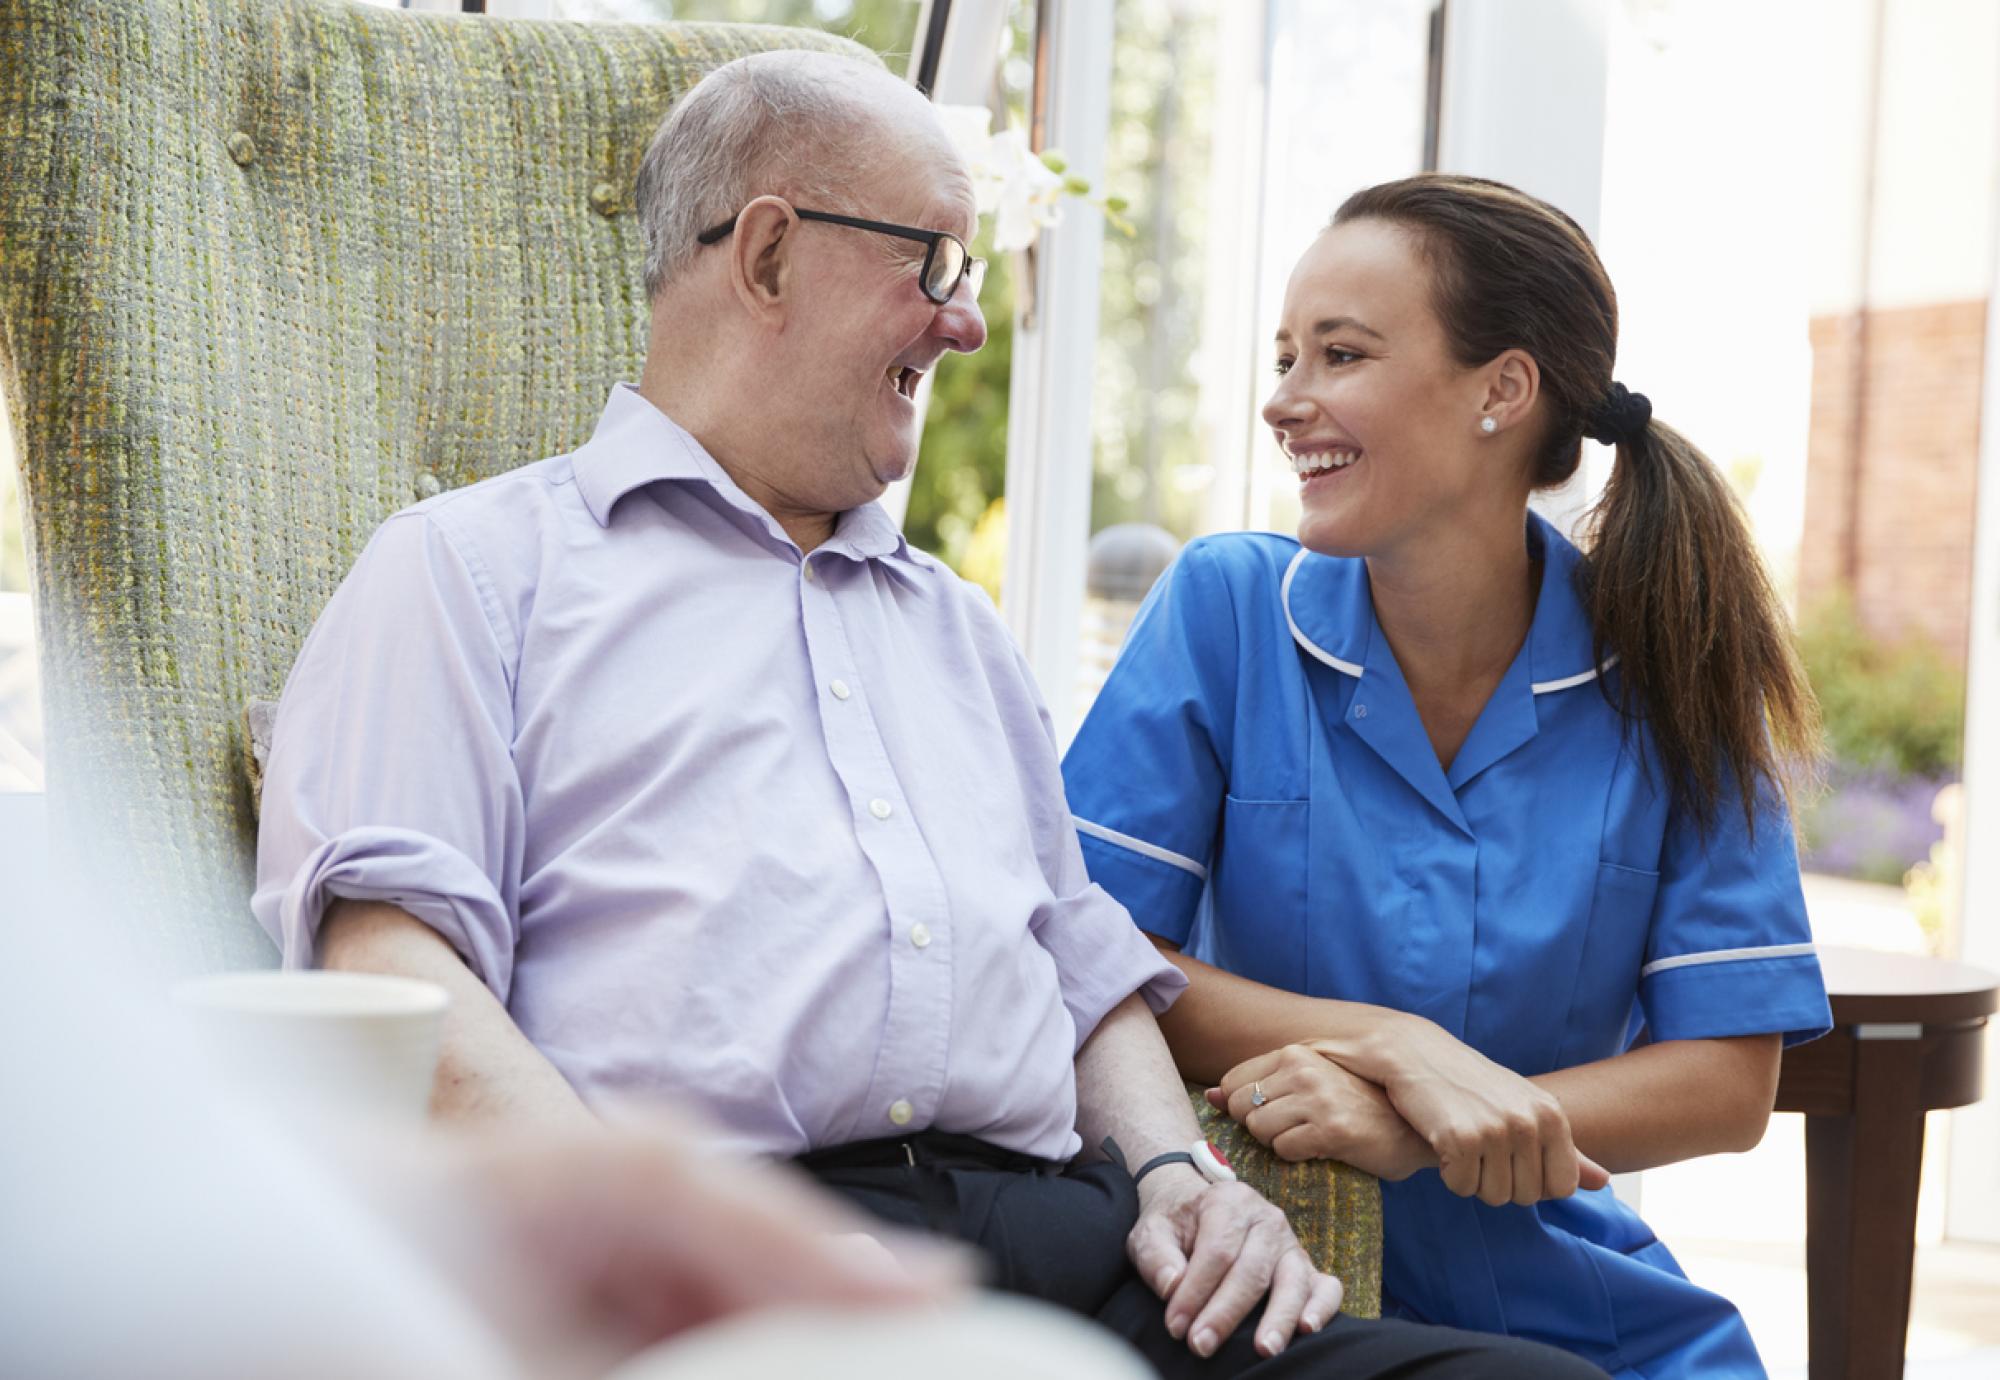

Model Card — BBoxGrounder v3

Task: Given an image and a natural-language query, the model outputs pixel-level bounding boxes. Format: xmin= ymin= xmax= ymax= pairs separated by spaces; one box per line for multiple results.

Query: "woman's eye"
xmin=1324 ymin=347 xmax=1360 ymax=366
xmin=1274 ymin=357 xmax=1294 ymax=377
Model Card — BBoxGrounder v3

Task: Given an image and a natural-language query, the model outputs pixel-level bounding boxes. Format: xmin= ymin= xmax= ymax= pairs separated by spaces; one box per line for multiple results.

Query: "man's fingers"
xmin=1163 ymin=1197 xmax=1251 ymax=1342
xmin=1247 ymin=1248 xmax=1314 ymax=1358
xmin=1184 ymin=1218 xmax=1285 ymax=1357
xmin=1126 ymin=1210 xmax=1191 ymax=1300
xmin=1300 ymin=1269 xmax=1345 ymax=1333
xmin=1578 ymin=1153 xmax=1612 ymax=1191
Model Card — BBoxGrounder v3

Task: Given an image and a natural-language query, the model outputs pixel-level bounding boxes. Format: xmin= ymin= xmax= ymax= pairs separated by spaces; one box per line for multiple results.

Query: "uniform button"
xmin=869 ymin=798 xmax=893 ymax=820
xmin=910 ymin=923 xmax=932 ymax=949
xmin=830 ymin=679 xmax=852 ymax=700
xmin=1352 ymin=703 xmax=1368 ymax=719
xmin=888 ymin=1099 xmax=914 ymax=1126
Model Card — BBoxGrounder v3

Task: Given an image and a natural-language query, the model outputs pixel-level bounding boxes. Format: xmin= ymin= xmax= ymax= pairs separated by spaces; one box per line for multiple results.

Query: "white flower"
xmin=937 ymin=103 xmax=1068 ymax=253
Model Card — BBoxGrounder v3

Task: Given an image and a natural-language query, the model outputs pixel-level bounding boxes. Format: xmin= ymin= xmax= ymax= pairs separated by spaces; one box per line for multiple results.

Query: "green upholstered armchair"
xmin=0 ymin=0 xmax=1379 ymax=1311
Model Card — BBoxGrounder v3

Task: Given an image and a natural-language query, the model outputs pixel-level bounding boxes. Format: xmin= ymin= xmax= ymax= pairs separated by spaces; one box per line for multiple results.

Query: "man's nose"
xmin=934 ymin=283 xmax=987 ymax=355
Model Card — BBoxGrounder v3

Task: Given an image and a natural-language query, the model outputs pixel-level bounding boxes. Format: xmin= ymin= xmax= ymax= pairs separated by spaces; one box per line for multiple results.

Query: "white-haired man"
xmin=255 ymin=50 xmax=1603 ymax=1379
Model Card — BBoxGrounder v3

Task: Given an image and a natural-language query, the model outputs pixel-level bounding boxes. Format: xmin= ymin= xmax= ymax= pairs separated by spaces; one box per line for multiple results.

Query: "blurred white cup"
xmin=173 ymin=971 xmax=449 ymax=1130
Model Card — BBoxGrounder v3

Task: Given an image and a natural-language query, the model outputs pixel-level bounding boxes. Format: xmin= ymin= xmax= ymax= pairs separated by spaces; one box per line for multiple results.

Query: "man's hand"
xmin=1208 ymin=1048 xmax=1434 ymax=1181
xmin=1124 ymin=1165 xmax=1344 ymax=1361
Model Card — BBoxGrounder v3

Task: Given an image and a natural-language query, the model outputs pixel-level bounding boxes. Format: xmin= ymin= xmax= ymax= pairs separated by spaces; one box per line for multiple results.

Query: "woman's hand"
xmin=1222 ymin=1029 xmax=1610 ymax=1206
xmin=1208 ymin=1045 xmax=1435 ymax=1181
xmin=1332 ymin=1018 xmax=1610 ymax=1205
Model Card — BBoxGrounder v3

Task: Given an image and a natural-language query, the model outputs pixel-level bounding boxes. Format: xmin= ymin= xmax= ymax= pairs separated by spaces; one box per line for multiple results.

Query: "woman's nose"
xmin=1262 ymin=374 xmax=1312 ymax=432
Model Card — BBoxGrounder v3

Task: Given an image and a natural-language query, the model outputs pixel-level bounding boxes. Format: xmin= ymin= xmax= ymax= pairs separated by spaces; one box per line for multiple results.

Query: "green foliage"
xmin=652 ymin=0 xmax=923 ymax=73
xmin=1797 ymin=593 xmax=1964 ymax=777
xmin=905 ymin=243 xmax=1015 ymax=568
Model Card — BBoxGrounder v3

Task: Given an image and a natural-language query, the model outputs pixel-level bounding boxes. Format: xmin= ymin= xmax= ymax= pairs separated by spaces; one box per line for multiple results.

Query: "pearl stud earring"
xmin=1480 ymin=417 xmax=1498 ymax=435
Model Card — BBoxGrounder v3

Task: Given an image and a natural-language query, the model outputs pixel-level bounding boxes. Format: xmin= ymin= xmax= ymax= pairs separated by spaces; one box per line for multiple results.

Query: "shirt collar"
xmin=570 ymin=384 xmax=919 ymax=567
xmin=1282 ymin=509 xmax=1606 ymax=695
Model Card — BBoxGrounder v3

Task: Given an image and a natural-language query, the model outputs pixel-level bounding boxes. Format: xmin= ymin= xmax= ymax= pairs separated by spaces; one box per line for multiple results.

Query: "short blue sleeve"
xmin=1639 ymin=782 xmax=1832 ymax=1048
xmin=1061 ymin=540 xmax=1241 ymax=946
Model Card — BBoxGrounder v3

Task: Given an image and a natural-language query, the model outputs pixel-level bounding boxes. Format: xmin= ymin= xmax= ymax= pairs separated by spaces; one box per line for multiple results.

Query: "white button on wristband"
xmin=1133 ymin=1141 xmax=1237 ymax=1187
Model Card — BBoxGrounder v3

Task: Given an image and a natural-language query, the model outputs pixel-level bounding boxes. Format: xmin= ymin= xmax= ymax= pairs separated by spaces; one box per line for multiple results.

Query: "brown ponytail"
xmin=1334 ymin=175 xmax=1821 ymax=836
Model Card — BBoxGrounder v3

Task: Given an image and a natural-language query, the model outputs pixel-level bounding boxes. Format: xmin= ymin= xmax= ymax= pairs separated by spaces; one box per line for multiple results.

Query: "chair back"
xmin=0 ymin=0 xmax=867 ymax=967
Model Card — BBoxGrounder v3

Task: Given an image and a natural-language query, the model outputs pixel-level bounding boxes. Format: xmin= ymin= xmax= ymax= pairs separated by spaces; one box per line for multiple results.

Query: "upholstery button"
xmin=830 ymin=679 xmax=852 ymax=700
xmin=414 ymin=471 xmax=442 ymax=499
xmin=226 ymin=132 xmax=258 ymax=167
xmin=589 ymin=181 xmax=620 ymax=217
xmin=869 ymin=798 xmax=893 ymax=820
xmin=888 ymin=1099 xmax=914 ymax=1126
xmin=910 ymin=923 xmax=932 ymax=950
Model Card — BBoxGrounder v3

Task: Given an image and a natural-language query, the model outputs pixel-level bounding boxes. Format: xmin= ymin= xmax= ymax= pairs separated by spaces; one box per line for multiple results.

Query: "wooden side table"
xmin=1775 ymin=946 xmax=1998 ymax=1380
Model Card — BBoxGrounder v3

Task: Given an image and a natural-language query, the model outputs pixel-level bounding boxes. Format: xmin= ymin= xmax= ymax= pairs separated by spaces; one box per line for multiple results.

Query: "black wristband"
xmin=1132 ymin=1150 xmax=1197 ymax=1186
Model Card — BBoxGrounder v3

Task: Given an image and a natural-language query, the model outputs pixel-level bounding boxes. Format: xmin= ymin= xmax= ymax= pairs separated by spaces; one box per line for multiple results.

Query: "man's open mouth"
xmin=885 ymin=365 xmax=923 ymax=400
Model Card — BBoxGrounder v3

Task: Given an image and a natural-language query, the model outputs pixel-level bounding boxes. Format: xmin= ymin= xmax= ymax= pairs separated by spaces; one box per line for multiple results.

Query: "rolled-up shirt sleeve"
xmin=252 ymin=511 xmax=526 ymax=1002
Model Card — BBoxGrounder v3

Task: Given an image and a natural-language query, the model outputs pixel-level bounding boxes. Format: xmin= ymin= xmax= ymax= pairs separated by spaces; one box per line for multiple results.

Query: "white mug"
xmin=172 ymin=970 xmax=449 ymax=1130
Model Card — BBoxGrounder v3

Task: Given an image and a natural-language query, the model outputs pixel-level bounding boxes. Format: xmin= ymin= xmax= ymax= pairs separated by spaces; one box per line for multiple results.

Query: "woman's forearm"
xmin=1158 ymin=938 xmax=1781 ymax=1175
xmin=1531 ymin=1034 xmax=1781 ymax=1173
xmin=1150 ymin=939 xmax=1409 ymax=1084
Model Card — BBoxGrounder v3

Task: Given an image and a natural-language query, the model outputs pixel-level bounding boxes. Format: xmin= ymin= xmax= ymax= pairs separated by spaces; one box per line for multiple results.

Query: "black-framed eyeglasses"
xmin=696 ymin=208 xmax=986 ymax=306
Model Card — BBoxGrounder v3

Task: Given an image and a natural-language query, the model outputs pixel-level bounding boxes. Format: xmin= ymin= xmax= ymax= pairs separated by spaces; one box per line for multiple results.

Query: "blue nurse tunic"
xmin=1061 ymin=512 xmax=1831 ymax=1378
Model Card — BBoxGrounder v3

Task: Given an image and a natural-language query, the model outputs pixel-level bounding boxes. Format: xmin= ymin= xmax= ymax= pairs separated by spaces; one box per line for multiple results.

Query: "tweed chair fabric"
xmin=1194 ymin=1087 xmax=1384 ymax=1316
xmin=0 ymin=0 xmax=1382 ymax=1310
xmin=0 ymin=0 xmax=866 ymax=968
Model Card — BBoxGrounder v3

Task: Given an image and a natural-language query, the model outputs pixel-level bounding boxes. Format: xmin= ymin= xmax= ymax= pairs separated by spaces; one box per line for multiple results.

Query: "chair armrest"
xmin=1189 ymin=1084 xmax=1382 ymax=1318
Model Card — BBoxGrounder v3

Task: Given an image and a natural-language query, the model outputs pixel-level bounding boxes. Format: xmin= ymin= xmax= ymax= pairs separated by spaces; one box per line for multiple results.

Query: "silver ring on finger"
xmin=1250 ymin=1081 xmax=1268 ymax=1108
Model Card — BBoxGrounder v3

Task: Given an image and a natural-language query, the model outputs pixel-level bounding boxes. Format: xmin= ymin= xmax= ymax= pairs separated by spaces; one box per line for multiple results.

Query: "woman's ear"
xmin=1479 ymin=348 xmax=1541 ymax=434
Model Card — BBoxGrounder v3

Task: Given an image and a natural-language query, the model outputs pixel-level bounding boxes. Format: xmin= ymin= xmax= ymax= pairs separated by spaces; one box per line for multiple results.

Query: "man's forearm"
xmin=1073 ymin=992 xmax=1208 ymax=1201
xmin=320 ymin=900 xmax=595 ymax=1131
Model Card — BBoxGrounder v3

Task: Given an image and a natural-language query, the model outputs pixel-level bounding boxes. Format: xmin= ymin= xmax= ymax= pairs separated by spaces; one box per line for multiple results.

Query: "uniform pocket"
xmin=1210 ymin=795 xmax=1310 ymax=988
xmin=1555 ymin=862 xmax=1661 ymax=1067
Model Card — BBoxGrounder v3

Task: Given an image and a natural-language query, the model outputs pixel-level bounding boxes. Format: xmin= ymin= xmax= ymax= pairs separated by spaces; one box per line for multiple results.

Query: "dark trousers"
xmin=798 ymin=1133 xmax=1605 ymax=1379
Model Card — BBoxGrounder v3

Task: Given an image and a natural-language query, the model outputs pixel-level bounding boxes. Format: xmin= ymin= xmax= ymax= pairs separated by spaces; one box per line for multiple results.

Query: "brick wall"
xmin=1800 ymin=298 xmax=1987 ymax=662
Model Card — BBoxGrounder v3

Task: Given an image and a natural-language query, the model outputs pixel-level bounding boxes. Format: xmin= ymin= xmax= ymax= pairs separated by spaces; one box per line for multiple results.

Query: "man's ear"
xmin=1479 ymin=348 xmax=1540 ymax=433
xmin=724 ymin=195 xmax=797 ymax=319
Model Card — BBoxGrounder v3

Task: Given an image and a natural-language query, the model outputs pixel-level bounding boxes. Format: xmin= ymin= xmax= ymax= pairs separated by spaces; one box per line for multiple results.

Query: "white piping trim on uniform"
xmin=1281 ymin=550 xmax=1363 ymax=676
xmin=1639 ymin=942 xmax=1817 ymax=979
xmin=1530 ymin=658 xmax=1616 ymax=695
xmin=1074 ymin=817 xmax=1209 ymax=880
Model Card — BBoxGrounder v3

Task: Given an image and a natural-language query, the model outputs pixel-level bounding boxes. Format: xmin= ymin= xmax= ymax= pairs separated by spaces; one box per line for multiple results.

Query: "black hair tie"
xmin=1584 ymin=382 xmax=1652 ymax=447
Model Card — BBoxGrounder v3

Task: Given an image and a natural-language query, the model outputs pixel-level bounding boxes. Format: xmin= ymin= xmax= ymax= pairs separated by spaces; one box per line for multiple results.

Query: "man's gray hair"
xmin=636 ymin=51 xmax=891 ymax=299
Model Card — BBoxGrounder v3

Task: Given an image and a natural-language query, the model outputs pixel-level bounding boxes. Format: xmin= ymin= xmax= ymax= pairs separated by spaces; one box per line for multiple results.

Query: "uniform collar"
xmin=1281 ymin=509 xmax=1605 ymax=695
xmin=571 ymin=384 xmax=919 ymax=567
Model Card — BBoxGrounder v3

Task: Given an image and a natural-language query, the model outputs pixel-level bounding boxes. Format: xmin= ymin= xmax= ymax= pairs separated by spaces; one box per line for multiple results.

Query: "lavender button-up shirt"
xmin=253 ymin=385 xmax=1184 ymax=1160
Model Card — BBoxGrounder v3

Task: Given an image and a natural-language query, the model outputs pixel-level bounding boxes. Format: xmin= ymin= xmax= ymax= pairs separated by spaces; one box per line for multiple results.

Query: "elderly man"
xmin=254 ymin=50 xmax=1600 ymax=1380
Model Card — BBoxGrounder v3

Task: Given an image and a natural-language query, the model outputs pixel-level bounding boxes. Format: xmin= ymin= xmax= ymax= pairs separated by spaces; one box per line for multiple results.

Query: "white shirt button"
xmin=802 ymin=562 xmax=815 ymax=583
xmin=910 ymin=923 xmax=932 ymax=950
xmin=869 ymin=798 xmax=893 ymax=820
xmin=888 ymin=1099 xmax=914 ymax=1126
xmin=831 ymin=679 xmax=852 ymax=701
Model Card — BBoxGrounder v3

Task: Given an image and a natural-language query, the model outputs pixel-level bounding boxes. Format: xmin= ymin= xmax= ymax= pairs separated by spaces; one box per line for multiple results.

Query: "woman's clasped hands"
xmin=1211 ymin=1023 xmax=1610 ymax=1207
